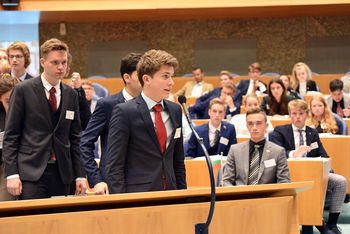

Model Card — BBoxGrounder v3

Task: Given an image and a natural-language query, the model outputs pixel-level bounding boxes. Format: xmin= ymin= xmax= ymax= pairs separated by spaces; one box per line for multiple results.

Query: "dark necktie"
xmin=213 ymin=129 xmax=220 ymax=147
xmin=337 ymin=102 xmax=344 ymax=118
xmin=298 ymin=129 xmax=307 ymax=157
xmin=49 ymin=87 xmax=57 ymax=112
xmin=153 ymin=104 xmax=167 ymax=154
xmin=248 ymin=144 xmax=260 ymax=185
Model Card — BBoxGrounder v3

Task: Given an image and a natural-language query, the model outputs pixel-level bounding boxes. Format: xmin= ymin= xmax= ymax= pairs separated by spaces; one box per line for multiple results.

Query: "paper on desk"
xmin=288 ymin=156 xmax=328 ymax=161
xmin=192 ymin=155 xmax=227 ymax=161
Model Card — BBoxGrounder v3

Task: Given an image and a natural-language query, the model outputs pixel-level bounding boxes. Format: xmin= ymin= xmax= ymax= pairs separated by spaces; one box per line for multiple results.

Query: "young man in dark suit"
xmin=236 ymin=62 xmax=267 ymax=96
xmin=3 ymin=38 xmax=87 ymax=200
xmin=271 ymin=99 xmax=347 ymax=234
xmin=106 ymin=50 xmax=187 ymax=194
xmin=186 ymin=98 xmax=237 ymax=158
xmin=6 ymin=42 xmax=33 ymax=81
xmin=79 ymin=53 xmax=142 ymax=195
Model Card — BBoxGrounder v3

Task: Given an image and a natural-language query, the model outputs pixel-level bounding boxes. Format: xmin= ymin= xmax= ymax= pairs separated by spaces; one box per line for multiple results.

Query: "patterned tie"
xmin=248 ymin=144 xmax=260 ymax=185
xmin=49 ymin=87 xmax=57 ymax=161
xmin=298 ymin=129 xmax=307 ymax=157
xmin=337 ymin=102 xmax=344 ymax=118
xmin=49 ymin=87 xmax=57 ymax=112
xmin=213 ymin=130 xmax=220 ymax=147
xmin=153 ymin=104 xmax=167 ymax=154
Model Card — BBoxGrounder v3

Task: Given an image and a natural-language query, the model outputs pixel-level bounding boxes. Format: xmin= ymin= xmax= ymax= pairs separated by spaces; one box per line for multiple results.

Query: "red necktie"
xmin=337 ymin=102 xmax=344 ymax=118
xmin=49 ymin=87 xmax=57 ymax=112
xmin=153 ymin=104 xmax=167 ymax=154
xmin=49 ymin=87 xmax=57 ymax=160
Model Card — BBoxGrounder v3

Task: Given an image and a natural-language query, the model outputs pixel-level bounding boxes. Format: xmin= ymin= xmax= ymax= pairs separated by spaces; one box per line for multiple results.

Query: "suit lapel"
xmin=287 ymin=124 xmax=296 ymax=150
xmin=258 ymin=141 xmax=271 ymax=182
xmin=137 ymin=95 xmax=163 ymax=155
xmin=33 ymin=77 xmax=53 ymax=129
xmin=55 ymin=83 xmax=67 ymax=131
xmin=241 ymin=141 xmax=250 ymax=184
xmin=306 ymin=126 xmax=312 ymax=146
xmin=163 ymin=100 xmax=178 ymax=154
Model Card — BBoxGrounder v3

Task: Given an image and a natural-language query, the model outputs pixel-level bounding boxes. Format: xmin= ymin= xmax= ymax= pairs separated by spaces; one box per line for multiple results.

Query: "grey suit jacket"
xmin=324 ymin=93 xmax=350 ymax=110
xmin=106 ymin=94 xmax=187 ymax=194
xmin=223 ymin=141 xmax=291 ymax=186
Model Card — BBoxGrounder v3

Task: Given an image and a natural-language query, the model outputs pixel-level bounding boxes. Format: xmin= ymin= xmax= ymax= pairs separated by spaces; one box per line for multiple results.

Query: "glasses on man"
xmin=9 ymin=55 xmax=24 ymax=60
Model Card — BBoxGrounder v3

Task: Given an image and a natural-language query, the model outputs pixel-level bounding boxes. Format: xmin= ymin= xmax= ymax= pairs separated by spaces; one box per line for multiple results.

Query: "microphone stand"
xmin=182 ymin=102 xmax=215 ymax=234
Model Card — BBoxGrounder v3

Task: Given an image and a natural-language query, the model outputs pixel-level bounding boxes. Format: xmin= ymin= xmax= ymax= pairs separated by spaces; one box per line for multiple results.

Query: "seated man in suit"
xmin=236 ymin=62 xmax=267 ymax=96
xmin=324 ymin=79 xmax=350 ymax=118
xmin=175 ymin=67 xmax=213 ymax=97
xmin=223 ymin=107 xmax=290 ymax=186
xmin=6 ymin=42 xmax=33 ymax=81
xmin=80 ymin=53 xmax=142 ymax=195
xmin=186 ymin=98 xmax=236 ymax=158
xmin=196 ymin=70 xmax=243 ymax=108
xmin=106 ymin=50 xmax=187 ymax=194
xmin=189 ymin=82 xmax=240 ymax=119
xmin=271 ymin=99 xmax=347 ymax=234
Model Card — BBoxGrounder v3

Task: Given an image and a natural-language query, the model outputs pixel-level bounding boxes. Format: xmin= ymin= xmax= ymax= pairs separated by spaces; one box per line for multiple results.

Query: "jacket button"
xmin=47 ymin=148 xmax=51 ymax=152
xmin=161 ymin=174 xmax=165 ymax=179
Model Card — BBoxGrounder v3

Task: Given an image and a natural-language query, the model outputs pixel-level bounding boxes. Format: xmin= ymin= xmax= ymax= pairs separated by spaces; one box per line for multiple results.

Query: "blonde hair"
xmin=209 ymin=97 xmax=226 ymax=111
xmin=244 ymin=93 xmax=259 ymax=106
xmin=288 ymin=99 xmax=309 ymax=114
xmin=220 ymin=70 xmax=233 ymax=80
xmin=0 ymin=60 xmax=12 ymax=74
xmin=248 ymin=62 xmax=261 ymax=72
xmin=81 ymin=79 xmax=93 ymax=87
xmin=291 ymin=62 xmax=312 ymax=90
xmin=306 ymin=94 xmax=338 ymax=134
xmin=6 ymin=42 xmax=32 ymax=68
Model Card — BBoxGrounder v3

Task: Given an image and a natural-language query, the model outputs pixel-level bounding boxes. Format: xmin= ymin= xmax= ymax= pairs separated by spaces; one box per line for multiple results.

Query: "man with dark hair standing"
xmin=106 ymin=50 xmax=187 ymax=194
xmin=4 ymin=38 xmax=86 ymax=200
xmin=80 ymin=53 xmax=143 ymax=195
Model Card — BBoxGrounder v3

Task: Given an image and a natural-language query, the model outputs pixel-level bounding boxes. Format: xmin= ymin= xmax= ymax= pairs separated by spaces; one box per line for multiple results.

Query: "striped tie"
xmin=248 ymin=144 xmax=260 ymax=185
xmin=298 ymin=129 xmax=307 ymax=157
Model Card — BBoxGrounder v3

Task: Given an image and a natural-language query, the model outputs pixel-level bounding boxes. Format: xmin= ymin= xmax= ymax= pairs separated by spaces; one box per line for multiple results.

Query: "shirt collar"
xmin=11 ymin=71 xmax=27 ymax=82
xmin=249 ymin=139 xmax=266 ymax=147
xmin=250 ymin=78 xmax=258 ymax=84
xmin=292 ymin=123 xmax=306 ymax=131
xmin=41 ymin=74 xmax=61 ymax=93
xmin=209 ymin=122 xmax=221 ymax=134
xmin=122 ymin=87 xmax=134 ymax=102
xmin=141 ymin=91 xmax=164 ymax=111
xmin=195 ymin=81 xmax=203 ymax=85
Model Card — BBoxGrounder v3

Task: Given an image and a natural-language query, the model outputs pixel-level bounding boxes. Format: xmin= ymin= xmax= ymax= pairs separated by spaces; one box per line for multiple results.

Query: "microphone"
xmin=178 ymin=95 xmax=190 ymax=119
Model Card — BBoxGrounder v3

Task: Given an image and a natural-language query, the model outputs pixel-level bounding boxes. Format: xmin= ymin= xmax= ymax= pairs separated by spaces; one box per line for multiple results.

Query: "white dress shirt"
xmin=208 ymin=122 xmax=221 ymax=147
xmin=191 ymin=81 xmax=203 ymax=97
xmin=289 ymin=124 xmax=307 ymax=158
xmin=247 ymin=79 xmax=266 ymax=96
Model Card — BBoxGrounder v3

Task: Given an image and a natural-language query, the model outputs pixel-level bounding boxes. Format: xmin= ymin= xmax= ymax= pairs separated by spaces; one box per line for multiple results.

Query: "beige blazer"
xmin=175 ymin=81 xmax=214 ymax=97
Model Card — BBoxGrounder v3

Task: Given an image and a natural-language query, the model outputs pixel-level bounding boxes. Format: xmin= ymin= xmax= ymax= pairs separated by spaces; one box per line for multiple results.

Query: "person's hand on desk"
xmin=93 ymin=182 xmax=109 ymax=195
xmin=7 ymin=177 xmax=22 ymax=196
xmin=293 ymin=145 xmax=311 ymax=158
xmin=75 ymin=180 xmax=87 ymax=195
xmin=255 ymin=82 xmax=265 ymax=88
xmin=343 ymin=106 xmax=350 ymax=117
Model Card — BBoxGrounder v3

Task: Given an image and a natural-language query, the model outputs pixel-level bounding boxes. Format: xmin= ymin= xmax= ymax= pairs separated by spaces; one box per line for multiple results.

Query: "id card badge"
xmin=174 ymin=127 xmax=181 ymax=139
xmin=66 ymin=110 xmax=74 ymax=120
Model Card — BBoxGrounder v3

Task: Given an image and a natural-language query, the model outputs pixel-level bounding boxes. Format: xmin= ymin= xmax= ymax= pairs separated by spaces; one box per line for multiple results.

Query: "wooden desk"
xmin=0 ymin=183 xmax=312 ymax=234
xmin=269 ymin=119 xmax=291 ymax=128
xmin=320 ymin=136 xmax=350 ymax=194
xmin=185 ymin=159 xmax=328 ymax=226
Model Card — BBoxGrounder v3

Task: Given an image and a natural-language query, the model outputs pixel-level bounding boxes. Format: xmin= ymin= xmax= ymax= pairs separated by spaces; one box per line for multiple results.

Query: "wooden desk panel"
xmin=269 ymin=119 xmax=292 ymax=128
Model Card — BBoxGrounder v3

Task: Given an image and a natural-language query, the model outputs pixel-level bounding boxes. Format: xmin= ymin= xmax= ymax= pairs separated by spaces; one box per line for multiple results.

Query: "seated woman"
xmin=229 ymin=94 xmax=274 ymax=137
xmin=279 ymin=75 xmax=304 ymax=100
xmin=306 ymin=94 xmax=340 ymax=134
xmin=260 ymin=77 xmax=294 ymax=119
xmin=291 ymin=62 xmax=318 ymax=95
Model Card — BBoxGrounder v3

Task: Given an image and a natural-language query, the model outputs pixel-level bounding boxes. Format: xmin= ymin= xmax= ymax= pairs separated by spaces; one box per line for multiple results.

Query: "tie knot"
xmin=153 ymin=104 xmax=162 ymax=112
xmin=337 ymin=102 xmax=341 ymax=106
xmin=298 ymin=129 xmax=303 ymax=134
xmin=215 ymin=129 xmax=220 ymax=134
xmin=254 ymin=144 xmax=260 ymax=149
xmin=50 ymin=87 xmax=56 ymax=94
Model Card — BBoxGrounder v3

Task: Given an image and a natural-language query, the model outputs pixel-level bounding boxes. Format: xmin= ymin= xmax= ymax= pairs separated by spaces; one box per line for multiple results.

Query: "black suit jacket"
xmin=3 ymin=76 xmax=86 ymax=184
xmin=271 ymin=124 xmax=328 ymax=158
xmin=237 ymin=79 xmax=267 ymax=95
xmin=106 ymin=94 xmax=187 ymax=194
xmin=295 ymin=80 xmax=317 ymax=93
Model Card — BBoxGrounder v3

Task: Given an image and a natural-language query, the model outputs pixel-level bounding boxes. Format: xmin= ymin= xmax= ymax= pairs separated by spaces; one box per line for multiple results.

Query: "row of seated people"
xmin=186 ymin=99 xmax=347 ymax=234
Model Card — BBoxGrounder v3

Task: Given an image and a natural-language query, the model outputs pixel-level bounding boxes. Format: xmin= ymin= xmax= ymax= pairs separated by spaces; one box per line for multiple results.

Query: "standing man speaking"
xmin=3 ymin=38 xmax=86 ymax=200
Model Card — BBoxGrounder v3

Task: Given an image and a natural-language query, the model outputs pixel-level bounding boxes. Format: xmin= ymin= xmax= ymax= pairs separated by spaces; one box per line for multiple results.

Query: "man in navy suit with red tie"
xmin=106 ymin=50 xmax=187 ymax=194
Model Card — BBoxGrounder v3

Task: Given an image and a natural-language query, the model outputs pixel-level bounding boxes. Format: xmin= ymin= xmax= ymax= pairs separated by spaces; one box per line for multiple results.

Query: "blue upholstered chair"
xmin=316 ymin=85 xmax=321 ymax=92
xmin=231 ymin=73 xmax=240 ymax=77
xmin=261 ymin=72 xmax=280 ymax=76
xmin=93 ymin=83 xmax=109 ymax=98
xmin=311 ymin=71 xmax=320 ymax=75
xmin=345 ymin=71 xmax=350 ymax=75
xmin=182 ymin=73 xmax=193 ymax=77
xmin=87 ymin=75 xmax=107 ymax=79
xmin=332 ymin=112 xmax=348 ymax=135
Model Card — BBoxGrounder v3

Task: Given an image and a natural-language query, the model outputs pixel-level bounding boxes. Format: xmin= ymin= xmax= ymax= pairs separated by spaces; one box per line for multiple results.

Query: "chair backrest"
xmin=93 ymin=83 xmax=109 ymax=98
xmin=231 ymin=73 xmax=240 ymax=77
xmin=87 ymin=75 xmax=107 ymax=79
xmin=332 ymin=112 xmax=348 ymax=135
xmin=216 ymin=161 xmax=227 ymax=187
xmin=311 ymin=71 xmax=320 ymax=75
xmin=182 ymin=73 xmax=193 ymax=77
xmin=316 ymin=85 xmax=321 ymax=92
xmin=345 ymin=71 xmax=350 ymax=75
xmin=91 ymin=93 xmax=100 ymax=101
xmin=261 ymin=72 xmax=280 ymax=76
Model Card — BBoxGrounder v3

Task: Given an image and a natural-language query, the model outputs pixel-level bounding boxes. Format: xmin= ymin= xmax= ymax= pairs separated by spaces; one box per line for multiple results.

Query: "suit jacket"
xmin=186 ymin=122 xmax=237 ymax=158
xmin=188 ymin=89 xmax=242 ymax=119
xmin=271 ymin=124 xmax=328 ymax=158
xmin=295 ymin=80 xmax=317 ymax=94
xmin=223 ymin=141 xmax=291 ymax=186
xmin=324 ymin=93 xmax=350 ymax=111
xmin=80 ymin=91 xmax=125 ymax=187
xmin=75 ymin=87 xmax=91 ymax=130
xmin=7 ymin=72 xmax=33 ymax=81
xmin=3 ymin=76 xmax=86 ymax=184
xmin=175 ymin=81 xmax=214 ymax=97
xmin=237 ymin=79 xmax=267 ymax=96
xmin=260 ymin=95 xmax=294 ymax=115
xmin=106 ymin=94 xmax=187 ymax=194
xmin=196 ymin=87 xmax=243 ymax=107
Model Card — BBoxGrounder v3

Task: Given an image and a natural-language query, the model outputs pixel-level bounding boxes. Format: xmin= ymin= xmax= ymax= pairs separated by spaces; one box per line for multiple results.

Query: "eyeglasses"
xmin=9 ymin=55 xmax=24 ymax=60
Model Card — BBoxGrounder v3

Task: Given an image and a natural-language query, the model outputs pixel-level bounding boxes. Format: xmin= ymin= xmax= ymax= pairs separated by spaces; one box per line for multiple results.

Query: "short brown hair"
xmin=137 ymin=50 xmax=178 ymax=86
xmin=288 ymin=99 xmax=309 ymax=114
xmin=248 ymin=62 xmax=261 ymax=72
xmin=244 ymin=93 xmax=259 ymax=106
xmin=67 ymin=53 xmax=73 ymax=68
xmin=246 ymin=107 xmax=267 ymax=122
xmin=209 ymin=97 xmax=226 ymax=111
xmin=0 ymin=60 xmax=12 ymax=74
xmin=222 ymin=82 xmax=236 ymax=93
xmin=220 ymin=70 xmax=233 ymax=80
xmin=6 ymin=42 xmax=32 ymax=68
xmin=40 ymin=38 xmax=69 ymax=60
xmin=81 ymin=79 xmax=93 ymax=88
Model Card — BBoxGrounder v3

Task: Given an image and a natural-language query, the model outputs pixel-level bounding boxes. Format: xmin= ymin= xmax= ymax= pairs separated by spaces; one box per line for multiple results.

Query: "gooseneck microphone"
xmin=178 ymin=95 xmax=216 ymax=234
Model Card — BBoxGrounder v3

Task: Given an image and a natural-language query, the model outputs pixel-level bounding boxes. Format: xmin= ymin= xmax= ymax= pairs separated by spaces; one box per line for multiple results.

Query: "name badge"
xmin=264 ymin=159 xmax=276 ymax=168
xmin=219 ymin=137 xmax=229 ymax=146
xmin=310 ymin=141 xmax=318 ymax=150
xmin=66 ymin=110 xmax=74 ymax=120
xmin=174 ymin=127 xmax=181 ymax=139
